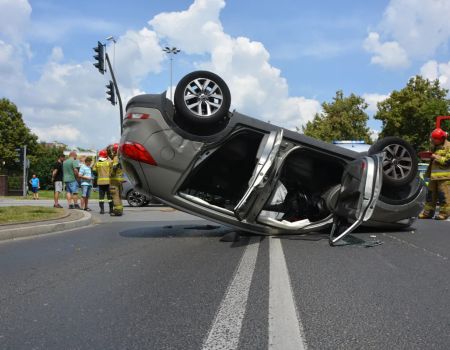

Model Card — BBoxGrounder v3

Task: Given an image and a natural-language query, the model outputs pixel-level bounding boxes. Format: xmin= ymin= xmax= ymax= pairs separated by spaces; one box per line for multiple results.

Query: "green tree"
xmin=0 ymin=98 xmax=38 ymax=173
xmin=28 ymin=143 xmax=65 ymax=189
xmin=375 ymin=76 xmax=450 ymax=150
xmin=302 ymin=90 xmax=372 ymax=143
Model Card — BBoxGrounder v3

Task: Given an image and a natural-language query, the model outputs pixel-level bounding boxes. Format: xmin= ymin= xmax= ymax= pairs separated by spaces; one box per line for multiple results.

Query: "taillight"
xmin=125 ymin=113 xmax=150 ymax=120
xmin=120 ymin=141 xmax=157 ymax=166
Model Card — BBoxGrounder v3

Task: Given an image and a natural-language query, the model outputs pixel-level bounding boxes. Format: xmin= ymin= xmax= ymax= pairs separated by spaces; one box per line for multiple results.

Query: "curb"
xmin=0 ymin=210 xmax=92 ymax=242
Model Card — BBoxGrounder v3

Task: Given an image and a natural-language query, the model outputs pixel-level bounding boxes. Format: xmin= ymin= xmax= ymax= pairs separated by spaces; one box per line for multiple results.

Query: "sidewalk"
xmin=0 ymin=198 xmax=98 ymax=206
xmin=0 ymin=208 xmax=92 ymax=242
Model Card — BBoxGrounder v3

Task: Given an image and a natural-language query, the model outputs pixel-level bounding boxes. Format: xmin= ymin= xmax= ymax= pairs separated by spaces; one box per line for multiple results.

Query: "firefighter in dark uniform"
xmin=92 ymin=149 xmax=113 ymax=214
xmin=107 ymin=143 xmax=124 ymax=216
xmin=419 ymin=128 xmax=450 ymax=220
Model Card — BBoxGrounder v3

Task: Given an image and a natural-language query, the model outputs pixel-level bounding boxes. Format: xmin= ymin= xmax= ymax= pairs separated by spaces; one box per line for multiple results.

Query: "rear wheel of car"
xmin=368 ymin=137 xmax=418 ymax=187
xmin=174 ymin=71 xmax=231 ymax=126
xmin=126 ymin=190 xmax=148 ymax=207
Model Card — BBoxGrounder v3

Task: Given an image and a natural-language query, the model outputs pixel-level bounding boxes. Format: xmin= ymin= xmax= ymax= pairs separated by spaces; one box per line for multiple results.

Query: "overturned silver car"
xmin=119 ymin=71 xmax=425 ymax=245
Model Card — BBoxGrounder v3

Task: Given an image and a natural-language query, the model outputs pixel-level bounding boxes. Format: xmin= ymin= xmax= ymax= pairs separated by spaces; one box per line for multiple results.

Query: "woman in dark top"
xmin=52 ymin=154 xmax=65 ymax=208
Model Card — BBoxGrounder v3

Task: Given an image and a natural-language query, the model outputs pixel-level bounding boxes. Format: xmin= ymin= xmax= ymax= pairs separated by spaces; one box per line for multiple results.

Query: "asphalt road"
xmin=0 ymin=205 xmax=449 ymax=349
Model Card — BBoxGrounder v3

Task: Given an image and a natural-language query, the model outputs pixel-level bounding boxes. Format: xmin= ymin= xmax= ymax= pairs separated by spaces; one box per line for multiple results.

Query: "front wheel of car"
xmin=174 ymin=71 xmax=231 ymax=126
xmin=126 ymin=190 xmax=148 ymax=207
xmin=368 ymin=137 xmax=418 ymax=187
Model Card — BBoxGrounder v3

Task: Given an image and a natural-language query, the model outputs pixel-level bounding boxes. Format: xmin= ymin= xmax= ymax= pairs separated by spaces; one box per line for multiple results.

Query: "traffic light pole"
xmin=22 ymin=145 xmax=27 ymax=198
xmin=105 ymin=52 xmax=123 ymax=134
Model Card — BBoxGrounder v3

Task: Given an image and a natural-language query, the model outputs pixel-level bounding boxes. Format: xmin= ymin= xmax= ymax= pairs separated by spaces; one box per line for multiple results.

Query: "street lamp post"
xmin=162 ymin=46 xmax=180 ymax=100
xmin=106 ymin=36 xmax=117 ymax=71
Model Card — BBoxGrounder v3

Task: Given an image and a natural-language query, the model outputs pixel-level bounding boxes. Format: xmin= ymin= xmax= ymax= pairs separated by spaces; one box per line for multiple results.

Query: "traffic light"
xmin=106 ymin=80 xmax=116 ymax=105
xmin=93 ymin=41 xmax=105 ymax=74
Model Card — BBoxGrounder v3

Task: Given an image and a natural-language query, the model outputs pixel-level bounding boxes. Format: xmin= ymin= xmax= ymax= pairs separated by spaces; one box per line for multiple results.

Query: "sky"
xmin=1 ymin=0 xmax=450 ymax=149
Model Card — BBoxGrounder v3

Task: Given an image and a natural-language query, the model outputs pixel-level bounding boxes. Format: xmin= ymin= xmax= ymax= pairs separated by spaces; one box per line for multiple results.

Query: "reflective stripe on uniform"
xmin=430 ymin=170 xmax=450 ymax=180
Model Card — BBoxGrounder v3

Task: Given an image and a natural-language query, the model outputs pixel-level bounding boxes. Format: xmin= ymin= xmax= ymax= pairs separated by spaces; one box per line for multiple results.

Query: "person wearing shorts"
xmin=29 ymin=174 xmax=40 ymax=200
xmin=79 ymin=157 xmax=93 ymax=211
xmin=63 ymin=151 xmax=80 ymax=209
xmin=52 ymin=154 xmax=65 ymax=208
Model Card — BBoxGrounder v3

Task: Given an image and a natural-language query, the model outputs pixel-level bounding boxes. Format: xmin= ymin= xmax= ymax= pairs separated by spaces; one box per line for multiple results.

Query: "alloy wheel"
xmin=183 ymin=78 xmax=224 ymax=118
xmin=382 ymin=144 xmax=413 ymax=181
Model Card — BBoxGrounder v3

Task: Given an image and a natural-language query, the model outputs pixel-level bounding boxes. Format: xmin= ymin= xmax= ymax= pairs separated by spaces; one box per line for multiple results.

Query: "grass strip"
xmin=0 ymin=206 xmax=65 ymax=225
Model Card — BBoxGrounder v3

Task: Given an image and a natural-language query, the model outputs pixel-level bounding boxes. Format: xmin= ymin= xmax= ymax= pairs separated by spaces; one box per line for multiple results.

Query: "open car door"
xmin=329 ymin=154 xmax=383 ymax=245
xmin=234 ymin=129 xmax=283 ymax=222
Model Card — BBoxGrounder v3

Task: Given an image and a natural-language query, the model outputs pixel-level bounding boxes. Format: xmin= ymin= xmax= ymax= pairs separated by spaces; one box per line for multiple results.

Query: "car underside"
xmin=120 ymin=71 xmax=426 ymax=245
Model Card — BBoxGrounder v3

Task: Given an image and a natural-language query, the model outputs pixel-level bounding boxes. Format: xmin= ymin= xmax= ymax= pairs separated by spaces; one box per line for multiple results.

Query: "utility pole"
xmin=22 ymin=145 xmax=27 ymax=198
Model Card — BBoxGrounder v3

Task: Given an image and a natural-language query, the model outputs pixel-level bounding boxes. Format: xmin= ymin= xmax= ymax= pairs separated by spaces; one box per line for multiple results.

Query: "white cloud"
xmin=149 ymin=0 xmax=226 ymax=54
xmin=420 ymin=60 xmax=450 ymax=89
xmin=0 ymin=0 xmax=321 ymax=148
xmin=362 ymin=92 xmax=389 ymax=113
xmin=33 ymin=124 xmax=82 ymax=143
xmin=150 ymin=0 xmax=320 ymax=126
xmin=365 ymin=0 xmax=450 ymax=67
xmin=363 ymin=32 xmax=409 ymax=69
xmin=380 ymin=0 xmax=450 ymax=59
xmin=114 ymin=28 xmax=165 ymax=88
xmin=0 ymin=0 xmax=31 ymax=42
xmin=0 ymin=0 xmax=162 ymax=148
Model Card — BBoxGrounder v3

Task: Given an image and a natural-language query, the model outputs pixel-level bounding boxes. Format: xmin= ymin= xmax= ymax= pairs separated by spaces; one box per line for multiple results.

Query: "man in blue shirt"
xmin=29 ymin=174 xmax=40 ymax=200
xmin=79 ymin=157 xmax=93 ymax=211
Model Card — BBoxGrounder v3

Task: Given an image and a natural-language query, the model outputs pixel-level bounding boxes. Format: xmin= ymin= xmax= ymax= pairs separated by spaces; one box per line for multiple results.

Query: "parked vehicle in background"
xmin=121 ymin=174 xmax=162 ymax=207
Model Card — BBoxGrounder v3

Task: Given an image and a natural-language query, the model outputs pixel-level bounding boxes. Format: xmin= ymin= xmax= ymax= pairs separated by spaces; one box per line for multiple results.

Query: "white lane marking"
xmin=269 ymin=237 xmax=307 ymax=350
xmin=202 ymin=236 xmax=260 ymax=350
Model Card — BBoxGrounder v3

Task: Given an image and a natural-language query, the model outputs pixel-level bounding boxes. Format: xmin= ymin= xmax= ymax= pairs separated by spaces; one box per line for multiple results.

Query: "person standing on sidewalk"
xmin=63 ymin=151 xmax=80 ymax=209
xmin=92 ymin=149 xmax=113 ymax=214
xmin=51 ymin=154 xmax=65 ymax=208
xmin=29 ymin=174 xmax=40 ymax=200
xmin=79 ymin=156 xmax=93 ymax=211
xmin=108 ymin=143 xmax=124 ymax=216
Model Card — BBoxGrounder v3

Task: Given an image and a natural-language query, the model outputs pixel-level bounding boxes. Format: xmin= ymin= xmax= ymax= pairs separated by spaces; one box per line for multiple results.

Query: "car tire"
xmin=368 ymin=137 xmax=418 ymax=187
xmin=126 ymin=190 xmax=148 ymax=207
xmin=174 ymin=71 xmax=231 ymax=126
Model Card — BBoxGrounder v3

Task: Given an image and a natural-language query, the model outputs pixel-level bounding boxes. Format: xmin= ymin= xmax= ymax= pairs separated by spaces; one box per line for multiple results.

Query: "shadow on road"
xmin=119 ymin=224 xmax=233 ymax=239
xmin=119 ymin=224 xmax=263 ymax=249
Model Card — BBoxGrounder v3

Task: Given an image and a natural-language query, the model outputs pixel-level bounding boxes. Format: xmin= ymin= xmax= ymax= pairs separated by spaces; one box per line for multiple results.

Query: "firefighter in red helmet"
xmin=92 ymin=149 xmax=113 ymax=214
xmin=419 ymin=128 xmax=450 ymax=220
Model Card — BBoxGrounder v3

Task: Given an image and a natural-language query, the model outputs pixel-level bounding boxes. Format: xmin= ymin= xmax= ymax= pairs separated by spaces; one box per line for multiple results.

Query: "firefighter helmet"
xmin=431 ymin=128 xmax=448 ymax=141
xmin=113 ymin=143 xmax=119 ymax=153
xmin=98 ymin=149 xmax=108 ymax=159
